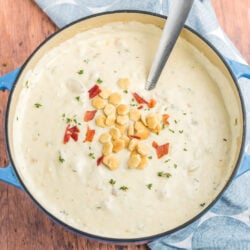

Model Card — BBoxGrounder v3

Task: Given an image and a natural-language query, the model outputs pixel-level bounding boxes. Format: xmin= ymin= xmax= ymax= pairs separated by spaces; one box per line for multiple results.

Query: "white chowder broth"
xmin=12 ymin=21 xmax=241 ymax=238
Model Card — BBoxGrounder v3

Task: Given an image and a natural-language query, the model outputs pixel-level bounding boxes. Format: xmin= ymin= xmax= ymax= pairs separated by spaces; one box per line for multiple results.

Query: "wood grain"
xmin=0 ymin=0 xmax=249 ymax=249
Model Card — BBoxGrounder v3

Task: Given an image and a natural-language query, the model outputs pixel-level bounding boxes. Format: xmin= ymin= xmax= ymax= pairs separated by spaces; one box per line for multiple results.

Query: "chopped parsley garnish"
xmin=148 ymin=156 xmax=153 ymax=160
xmin=146 ymin=183 xmax=153 ymax=190
xmin=77 ymin=69 xmax=84 ymax=75
xmin=234 ymin=118 xmax=238 ymax=126
xmin=169 ymin=129 xmax=175 ymax=133
xmin=164 ymin=107 xmax=168 ymax=111
xmin=109 ymin=179 xmax=116 ymax=186
xmin=183 ymin=148 xmax=188 ymax=151
xmin=59 ymin=155 xmax=65 ymax=163
xmin=2 ymin=63 xmax=7 ymax=67
xmin=174 ymin=164 xmax=178 ymax=168
xmin=119 ymin=186 xmax=128 ymax=191
xmin=200 ymin=202 xmax=206 ymax=207
xmin=88 ymin=153 xmax=95 ymax=159
xmin=34 ymin=103 xmax=42 ymax=108
xmin=164 ymin=159 xmax=170 ymax=163
xmin=157 ymin=172 xmax=172 ymax=178
xmin=25 ymin=80 xmax=29 ymax=88
xmin=123 ymin=89 xmax=128 ymax=94
xmin=83 ymin=59 xmax=89 ymax=64
xmin=75 ymin=96 xmax=80 ymax=102
xmin=174 ymin=120 xmax=178 ymax=124
xmin=223 ymin=138 xmax=227 ymax=142
xmin=63 ymin=115 xmax=81 ymax=125
xmin=96 ymin=78 xmax=103 ymax=84
xmin=179 ymin=130 xmax=184 ymax=134
xmin=66 ymin=118 xmax=72 ymax=123
xmin=183 ymin=112 xmax=187 ymax=115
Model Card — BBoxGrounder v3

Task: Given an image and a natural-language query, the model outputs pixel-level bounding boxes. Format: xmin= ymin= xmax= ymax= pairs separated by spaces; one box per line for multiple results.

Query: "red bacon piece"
xmin=83 ymin=126 xmax=95 ymax=142
xmin=152 ymin=141 xmax=170 ymax=159
xmin=84 ymin=110 xmax=97 ymax=122
xmin=88 ymin=84 xmax=101 ymax=99
xmin=132 ymin=92 xmax=149 ymax=105
xmin=63 ymin=125 xmax=80 ymax=144
xmin=97 ymin=155 xmax=104 ymax=166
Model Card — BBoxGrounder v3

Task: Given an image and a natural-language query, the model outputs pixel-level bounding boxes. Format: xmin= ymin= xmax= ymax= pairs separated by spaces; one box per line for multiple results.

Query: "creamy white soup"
xmin=12 ymin=21 xmax=239 ymax=238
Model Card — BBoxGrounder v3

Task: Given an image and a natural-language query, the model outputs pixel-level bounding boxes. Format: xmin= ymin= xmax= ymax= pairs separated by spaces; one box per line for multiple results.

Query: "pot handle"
xmin=226 ymin=58 xmax=250 ymax=178
xmin=0 ymin=68 xmax=22 ymax=189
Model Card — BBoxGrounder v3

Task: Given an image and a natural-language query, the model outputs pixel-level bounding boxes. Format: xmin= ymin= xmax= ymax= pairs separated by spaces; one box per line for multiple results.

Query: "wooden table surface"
xmin=0 ymin=1 xmax=249 ymax=249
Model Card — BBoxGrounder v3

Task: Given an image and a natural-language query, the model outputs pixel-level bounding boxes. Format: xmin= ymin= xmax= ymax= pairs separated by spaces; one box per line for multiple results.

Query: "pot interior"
xmin=7 ymin=12 xmax=244 ymax=242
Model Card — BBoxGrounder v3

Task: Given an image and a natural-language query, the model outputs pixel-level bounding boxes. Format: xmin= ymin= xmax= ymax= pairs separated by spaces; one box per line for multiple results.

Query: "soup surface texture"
xmin=13 ymin=21 xmax=236 ymax=238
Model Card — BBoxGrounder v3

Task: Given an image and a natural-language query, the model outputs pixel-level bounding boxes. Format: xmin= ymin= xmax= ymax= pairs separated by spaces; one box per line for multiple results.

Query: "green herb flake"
xmin=123 ymin=89 xmax=128 ymax=94
xmin=2 ymin=63 xmax=7 ymax=67
xmin=157 ymin=172 xmax=172 ymax=178
xmin=83 ymin=59 xmax=89 ymax=64
xmin=234 ymin=118 xmax=238 ymax=126
xmin=183 ymin=112 xmax=187 ymax=116
xmin=183 ymin=148 xmax=188 ymax=152
xmin=223 ymin=138 xmax=227 ymax=142
xmin=148 ymin=156 xmax=153 ymax=160
xmin=179 ymin=130 xmax=184 ymax=134
xmin=88 ymin=152 xmax=95 ymax=159
xmin=59 ymin=155 xmax=65 ymax=163
xmin=62 ymin=113 xmax=66 ymax=118
xmin=75 ymin=96 xmax=80 ymax=102
xmin=119 ymin=186 xmax=128 ymax=191
xmin=96 ymin=78 xmax=103 ymax=84
xmin=66 ymin=118 xmax=72 ymax=124
xmin=109 ymin=179 xmax=116 ymax=186
xmin=146 ymin=183 xmax=153 ymax=190
xmin=169 ymin=129 xmax=175 ymax=133
xmin=174 ymin=163 xmax=178 ymax=169
xmin=164 ymin=159 xmax=171 ymax=163
xmin=34 ymin=103 xmax=42 ymax=108
xmin=174 ymin=120 xmax=178 ymax=124
xmin=77 ymin=69 xmax=84 ymax=75
xmin=96 ymin=206 xmax=102 ymax=209
xmin=25 ymin=80 xmax=29 ymax=88
xmin=164 ymin=107 xmax=168 ymax=111
xmin=200 ymin=202 xmax=206 ymax=207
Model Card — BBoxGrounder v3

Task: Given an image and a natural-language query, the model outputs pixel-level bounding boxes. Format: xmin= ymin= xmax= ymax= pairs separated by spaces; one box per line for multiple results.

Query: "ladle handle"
xmin=145 ymin=0 xmax=194 ymax=90
xmin=0 ymin=68 xmax=22 ymax=189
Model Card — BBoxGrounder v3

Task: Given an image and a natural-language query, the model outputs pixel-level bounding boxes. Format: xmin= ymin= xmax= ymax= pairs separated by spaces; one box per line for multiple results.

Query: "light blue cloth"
xmin=35 ymin=0 xmax=250 ymax=249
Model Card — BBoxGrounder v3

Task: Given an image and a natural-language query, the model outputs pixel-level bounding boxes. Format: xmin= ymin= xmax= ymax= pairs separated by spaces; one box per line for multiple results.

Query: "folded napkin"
xmin=35 ymin=0 xmax=250 ymax=249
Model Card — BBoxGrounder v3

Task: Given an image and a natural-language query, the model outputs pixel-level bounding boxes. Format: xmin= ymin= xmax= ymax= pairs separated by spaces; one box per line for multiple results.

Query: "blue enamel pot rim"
xmin=5 ymin=10 xmax=246 ymax=244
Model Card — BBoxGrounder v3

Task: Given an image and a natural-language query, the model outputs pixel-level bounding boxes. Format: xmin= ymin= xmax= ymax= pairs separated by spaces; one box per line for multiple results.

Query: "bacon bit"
xmin=137 ymin=105 xmax=143 ymax=110
xmin=63 ymin=125 xmax=80 ymax=144
xmin=132 ymin=92 xmax=149 ymax=105
xmin=83 ymin=126 xmax=95 ymax=142
xmin=97 ymin=155 xmax=104 ymax=166
xmin=162 ymin=114 xmax=170 ymax=125
xmin=152 ymin=141 xmax=158 ymax=149
xmin=148 ymin=99 xmax=157 ymax=108
xmin=84 ymin=110 xmax=97 ymax=122
xmin=88 ymin=84 xmax=101 ymax=99
xmin=152 ymin=141 xmax=170 ymax=158
xmin=130 ymin=135 xmax=141 ymax=140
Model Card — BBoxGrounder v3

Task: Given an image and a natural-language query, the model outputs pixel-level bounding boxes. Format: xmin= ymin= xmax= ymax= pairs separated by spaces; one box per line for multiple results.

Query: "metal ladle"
xmin=145 ymin=0 xmax=194 ymax=91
